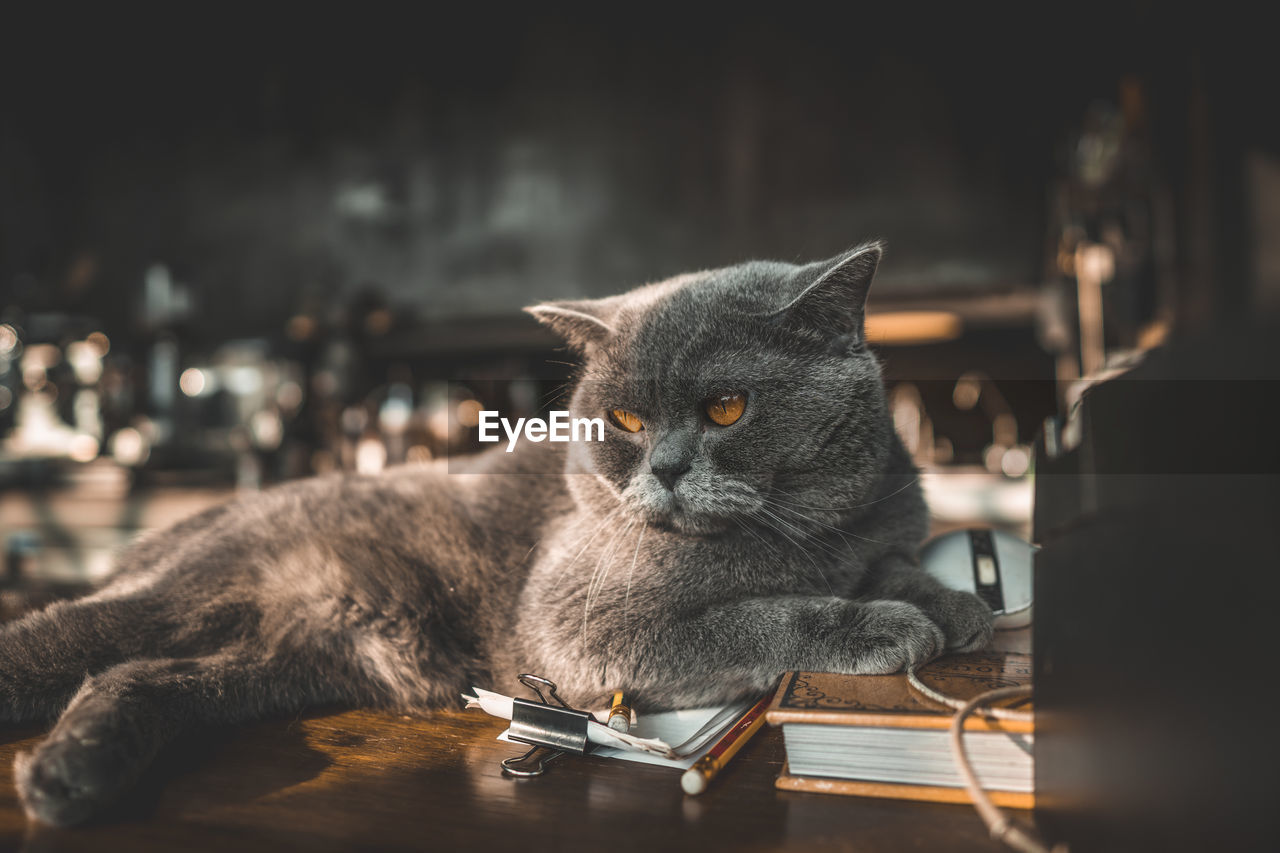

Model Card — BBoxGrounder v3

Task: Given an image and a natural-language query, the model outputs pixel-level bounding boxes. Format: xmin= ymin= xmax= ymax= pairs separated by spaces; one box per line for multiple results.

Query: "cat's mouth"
xmin=631 ymin=497 xmax=738 ymax=538
xmin=642 ymin=515 xmax=731 ymax=538
xmin=623 ymin=476 xmax=762 ymax=538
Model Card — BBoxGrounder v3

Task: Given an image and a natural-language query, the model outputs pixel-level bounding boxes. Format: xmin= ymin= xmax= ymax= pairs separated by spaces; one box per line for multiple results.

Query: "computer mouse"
xmin=919 ymin=528 xmax=1034 ymax=630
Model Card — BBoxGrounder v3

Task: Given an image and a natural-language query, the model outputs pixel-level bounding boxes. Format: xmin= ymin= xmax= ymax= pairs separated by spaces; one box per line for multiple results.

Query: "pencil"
xmin=680 ymin=691 xmax=772 ymax=795
xmin=607 ymin=690 xmax=631 ymax=733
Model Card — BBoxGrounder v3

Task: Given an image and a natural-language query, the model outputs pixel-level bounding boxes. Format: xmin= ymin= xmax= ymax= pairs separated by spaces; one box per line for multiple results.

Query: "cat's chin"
xmin=646 ymin=520 xmax=729 ymax=539
xmin=640 ymin=512 xmax=733 ymax=539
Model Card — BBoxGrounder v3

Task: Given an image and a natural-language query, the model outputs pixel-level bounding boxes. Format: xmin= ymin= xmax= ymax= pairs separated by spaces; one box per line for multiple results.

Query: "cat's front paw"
xmin=840 ymin=601 xmax=945 ymax=674
xmin=15 ymin=725 xmax=140 ymax=826
xmin=925 ymin=589 xmax=995 ymax=653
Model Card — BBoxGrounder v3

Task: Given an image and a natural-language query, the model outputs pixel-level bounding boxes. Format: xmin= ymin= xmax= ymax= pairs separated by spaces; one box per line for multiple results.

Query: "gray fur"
xmin=1 ymin=243 xmax=992 ymax=825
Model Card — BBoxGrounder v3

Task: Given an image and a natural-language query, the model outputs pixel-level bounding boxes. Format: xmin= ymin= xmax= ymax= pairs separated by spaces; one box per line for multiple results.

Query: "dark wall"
xmin=2 ymin=9 xmax=1136 ymax=344
xmin=9 ymin=8 xmax=1271 ymax=352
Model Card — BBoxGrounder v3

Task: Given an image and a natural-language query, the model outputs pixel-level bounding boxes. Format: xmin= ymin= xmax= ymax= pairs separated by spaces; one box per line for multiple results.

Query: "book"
xmin=766 ymin=652 xmax=1033 ymax=807
xmin=776 ymin=764 xmax=1034 ymax=809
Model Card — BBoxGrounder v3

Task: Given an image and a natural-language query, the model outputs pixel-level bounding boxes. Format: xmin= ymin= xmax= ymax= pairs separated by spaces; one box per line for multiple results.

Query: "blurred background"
xmin=1 ymin=8 xmax=1276 ymax=610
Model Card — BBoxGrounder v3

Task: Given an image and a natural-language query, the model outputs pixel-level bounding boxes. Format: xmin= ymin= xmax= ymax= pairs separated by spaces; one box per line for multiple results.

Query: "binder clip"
xmin=501 ymin=673 xmax=592 ymax=778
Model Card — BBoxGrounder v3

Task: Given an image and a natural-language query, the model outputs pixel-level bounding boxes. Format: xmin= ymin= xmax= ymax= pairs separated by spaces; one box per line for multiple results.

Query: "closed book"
xmin=767 ymin=652 xmax=1033 ymax=805
xmin=775 ymin=763 xmax=1034 ymax=809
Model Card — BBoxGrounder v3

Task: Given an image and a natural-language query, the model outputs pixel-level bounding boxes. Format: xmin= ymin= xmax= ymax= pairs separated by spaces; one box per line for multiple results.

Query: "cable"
xmin=907 ymin=670 xmax=1065 ymax=853
xmin=906 ymin=667 xmax=1033 ymax=723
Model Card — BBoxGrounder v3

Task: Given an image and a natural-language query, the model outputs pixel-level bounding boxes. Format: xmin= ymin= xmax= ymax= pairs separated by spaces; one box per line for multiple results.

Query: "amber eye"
xmin=705 ymin=392 xmax=747 ymax=427
xmin=609 ymin=408 xmax=644 ymax=433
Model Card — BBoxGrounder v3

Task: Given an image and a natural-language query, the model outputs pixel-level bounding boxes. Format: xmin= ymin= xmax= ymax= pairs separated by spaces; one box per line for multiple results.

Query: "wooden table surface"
xmin=0 ymin=704 xmax=1011 ymax=853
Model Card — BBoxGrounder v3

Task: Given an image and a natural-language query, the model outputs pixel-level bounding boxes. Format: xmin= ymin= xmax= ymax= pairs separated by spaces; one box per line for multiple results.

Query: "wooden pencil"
xmin=680 ymin=691 xmax=772 ymax=795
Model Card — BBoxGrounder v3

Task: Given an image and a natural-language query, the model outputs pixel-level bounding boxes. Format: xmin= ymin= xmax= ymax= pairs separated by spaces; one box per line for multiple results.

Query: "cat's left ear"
xmin=524 ymin=297 xmax=618 ymax=353
xmin=777 ymin=242 xmax=883 ymax=344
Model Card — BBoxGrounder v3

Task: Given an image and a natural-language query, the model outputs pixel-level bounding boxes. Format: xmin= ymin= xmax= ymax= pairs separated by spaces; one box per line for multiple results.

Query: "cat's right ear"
xmin=774 ymin=242 xmax=884 ymax=345
xmin=524 ymin=299 xmax=617 ymax=353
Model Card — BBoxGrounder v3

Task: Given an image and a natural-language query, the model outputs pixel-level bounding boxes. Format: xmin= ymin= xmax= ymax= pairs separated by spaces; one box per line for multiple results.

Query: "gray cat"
xmin=0 ymin=242 xmax=992 ymax=826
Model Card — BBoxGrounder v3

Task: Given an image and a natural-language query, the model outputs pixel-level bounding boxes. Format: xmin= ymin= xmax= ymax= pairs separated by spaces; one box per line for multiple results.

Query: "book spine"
xmin=765 ymin=709 xmax=1034 ymax=734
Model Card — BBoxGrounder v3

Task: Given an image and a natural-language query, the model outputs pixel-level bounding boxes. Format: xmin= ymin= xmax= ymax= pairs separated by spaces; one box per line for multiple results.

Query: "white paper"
xmin=576 ymin=705 xmax=741 ymax=769
xmin=465 ymin=687 xmax=741 ymax=769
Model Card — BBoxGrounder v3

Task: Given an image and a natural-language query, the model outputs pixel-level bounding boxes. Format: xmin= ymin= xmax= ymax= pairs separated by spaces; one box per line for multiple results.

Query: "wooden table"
xmin=1 ymin=478 xmax=1020 ymax=851
xmin=0 ymin=705 xmax=1010 ymax=852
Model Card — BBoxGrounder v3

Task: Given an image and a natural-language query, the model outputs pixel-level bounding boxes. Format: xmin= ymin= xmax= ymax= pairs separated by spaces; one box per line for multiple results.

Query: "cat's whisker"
xmin=588 ymin=518 xmax=631 ymax=610
xmin=551 ymin=505 xmax=626 ymax=593
xmin=582 ymin=522 xmax=620 ymax=616
xmin=756 ymin=518 xmax=836 ymax=598
xmin=731 ymin=515 xmax=781 ymax=557
xmin=582 ymin=516 xmax=636 ymax=644
xmin=624 ymin=522 xmax=646 ymax=616
xmin=586 ymin=517 xmax=638 ymax=641
xmin=757 ymin=503 xmax=855 ymax=560
xmin=757 ymin=505 xmax=868 ymax=591
xmin=764 ymin=501 xmax=864 ymax=556
xmin=559 ymin=508 xmax=621 ymax=582
xmin=766 ymin=477 xmax=919 ymax=513
xmin=751 ymin=508 xmax=837 ymax=596
xmin=760 ymin=497 xmax=894 ymax=547
xmin=539 ymin=379 xmax=576 ymax=407
xmin=601 ymin=519 xmax=638 ymax=608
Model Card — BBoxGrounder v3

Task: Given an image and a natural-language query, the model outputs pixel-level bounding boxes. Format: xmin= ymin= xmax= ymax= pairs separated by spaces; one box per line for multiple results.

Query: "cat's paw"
xmin=925 ymin=589 xmax=995 ymax=653
xmin=15 ymin=725 xmax=140 ymax=826
xmin=840 ymin=600 xmax=945 ymax=674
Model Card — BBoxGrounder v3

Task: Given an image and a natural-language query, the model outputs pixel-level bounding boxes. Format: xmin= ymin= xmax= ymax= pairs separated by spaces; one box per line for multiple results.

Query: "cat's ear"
xmin=777 ymin=242 xmax=883 ymax=344
xmin=524 ymin=298 xmax=618 ymax=352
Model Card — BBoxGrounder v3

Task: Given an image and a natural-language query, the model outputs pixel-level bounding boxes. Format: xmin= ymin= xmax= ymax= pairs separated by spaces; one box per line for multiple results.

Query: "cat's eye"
xmin=609 ymin=408 xmax=644 ymax=433
xmin=705 ymin=393 xmax=747 ymax=427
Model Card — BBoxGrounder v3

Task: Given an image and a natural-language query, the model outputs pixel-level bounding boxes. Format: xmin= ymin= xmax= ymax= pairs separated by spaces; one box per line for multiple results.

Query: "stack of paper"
xmin=464 ymin=687 xmax=748 ymax=770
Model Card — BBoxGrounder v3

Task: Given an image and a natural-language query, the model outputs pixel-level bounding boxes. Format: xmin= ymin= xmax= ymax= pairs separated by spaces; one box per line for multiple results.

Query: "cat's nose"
xmin=649 ymin=429 xmax=696 ymax=491
xmin=650 ymin=458 xmax=691 ymax=491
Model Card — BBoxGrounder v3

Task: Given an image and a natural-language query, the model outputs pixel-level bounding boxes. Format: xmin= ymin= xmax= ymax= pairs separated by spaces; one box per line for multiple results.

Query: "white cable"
xmin=906 ymin=670 xmax=1065 ymax=853
xmin=906 ymin=666 xmax=1034 ymax=723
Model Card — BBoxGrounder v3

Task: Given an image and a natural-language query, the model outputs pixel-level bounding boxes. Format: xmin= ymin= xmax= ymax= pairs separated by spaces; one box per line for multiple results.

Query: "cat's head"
xmin=526 ymin=243 xmax=896 ymax=536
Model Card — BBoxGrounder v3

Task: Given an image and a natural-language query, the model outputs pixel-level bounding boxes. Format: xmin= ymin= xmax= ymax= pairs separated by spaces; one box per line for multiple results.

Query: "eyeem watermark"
xmin=478 ymin=410 xmax=605 ymax=452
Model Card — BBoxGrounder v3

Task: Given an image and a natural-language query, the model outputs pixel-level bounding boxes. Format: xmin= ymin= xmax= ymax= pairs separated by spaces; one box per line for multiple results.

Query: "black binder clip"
xmin=500 ymin=674 xmax=593 ymax=778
